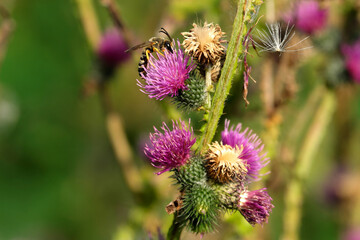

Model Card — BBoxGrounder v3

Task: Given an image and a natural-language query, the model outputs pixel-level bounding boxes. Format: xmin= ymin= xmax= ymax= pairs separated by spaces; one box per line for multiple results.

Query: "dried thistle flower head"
xmin=210 ymin=59 xmax=222 ymax=82
xmin=182 ymin=22 xmax=226 ymax=65
xmin=205 ymin=141 xmax=248 ymax=183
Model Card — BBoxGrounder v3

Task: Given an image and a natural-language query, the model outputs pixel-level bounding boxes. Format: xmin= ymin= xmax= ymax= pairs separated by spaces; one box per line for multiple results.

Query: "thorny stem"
xmin=99 ymin=84 xmax=144 ymax=194
xmin=281 ymin=89 xmax=336 ymax=240
xmin=196 ymin=0 xmax=251 ymax=154
xmin=167 ymin=211 xmax=185 ymax=240
xmin=100 ymin=0 xmax=136 ymax=44
xmin=101 ymin=0 xmax=125 ymax=31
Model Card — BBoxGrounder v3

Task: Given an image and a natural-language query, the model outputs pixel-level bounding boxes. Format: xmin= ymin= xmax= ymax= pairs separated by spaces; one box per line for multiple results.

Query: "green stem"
xmin=282 ymin=85 xmax=324 ymax=164
xmin=196 ymin=0 xmax=250 ymax=154
xmin=281 ymin=89 xmax=336 ymax=240
xmin=166 ymin=212 xmax=185 ymax=240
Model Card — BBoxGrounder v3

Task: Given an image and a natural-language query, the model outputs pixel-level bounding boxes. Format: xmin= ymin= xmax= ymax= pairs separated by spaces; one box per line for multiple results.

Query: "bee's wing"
xmin=125 ymin=41 xmax=153 ymax=52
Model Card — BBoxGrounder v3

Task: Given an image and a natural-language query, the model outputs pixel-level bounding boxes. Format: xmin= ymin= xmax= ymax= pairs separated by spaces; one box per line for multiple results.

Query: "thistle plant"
xmin=144 ymin=119 xmax=273 ymax=237
xmin=136 ymin=0 xmax=275 ymax=239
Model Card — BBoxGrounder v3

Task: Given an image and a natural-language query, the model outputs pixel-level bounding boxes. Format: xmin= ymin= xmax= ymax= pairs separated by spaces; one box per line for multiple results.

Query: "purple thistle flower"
xmin=342 ymin=227 xmax=360 ymax=240
xmin=137 ymin=39 xmax=196 ymax=100
xmin=97 ymin=28 xmax=130 ymax=67
xmin=144 ymin=119 xmax=196 ymax=174
xmin=342 ymin=40 xmax=360 ymax=84
xmin=294 ymin=0 xmax=328 ymax=34
xmin=238 ymin=188 xmax=274 ymax=226
xmin=221 ymin=120 xmax=269 ymax=182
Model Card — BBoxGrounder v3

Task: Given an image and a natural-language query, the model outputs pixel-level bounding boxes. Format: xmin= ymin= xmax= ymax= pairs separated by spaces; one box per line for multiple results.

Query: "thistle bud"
xmin=213 ymin=182 xmax=243 ymax=209
xmin=173 ymin=156 xmax=207 ymax=191
xmin=181 ymin=184 xmax=219 ymax=234
xmin=173 ymin=73 xmax=206 ymax=111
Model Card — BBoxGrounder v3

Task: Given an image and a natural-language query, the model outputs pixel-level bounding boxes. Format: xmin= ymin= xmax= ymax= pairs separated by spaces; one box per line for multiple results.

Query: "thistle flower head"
xmin=342 ymin=40 xmax=360 ymax=84
xmin=144 ymin=119 xmax=196 ymax=174
xmin=137 ymin=39 xmax=196 ymax=100
xmin=254 ymin=22 xmax=311 ymax=53
xmin=238 ymin=188 xmax=274 ymax=226
xmin=173 ymin=72 xmax=206 ymax=111
xmin=342 ymin=227 xmax=360 ymax=240
xmin=182 ymin=22 xmax=226 ymax=65
xmin=295 ymin=0 xmax=328 ymax=34
xmin=214 ymin=182 xmax=244 ymax=209
xmin=221 ymin=120 xmax=269 ymax=181
xmin=97 ymin=28 xmax=130 ymax=67
xmin=205 ymin=141 xmax=248 ymax=183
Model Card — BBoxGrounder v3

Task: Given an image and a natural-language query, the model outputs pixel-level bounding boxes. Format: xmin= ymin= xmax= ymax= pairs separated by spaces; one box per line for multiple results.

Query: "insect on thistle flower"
xmin=253 ymin=21 xmax=312 ymax=54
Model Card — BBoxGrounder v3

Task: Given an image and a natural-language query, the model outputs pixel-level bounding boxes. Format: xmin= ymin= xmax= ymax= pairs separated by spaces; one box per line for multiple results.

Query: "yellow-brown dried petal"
xmin=182 ymin=22 xmax=226 ymax=65
xmin=205 ymin=141 xmax=248 ymax=183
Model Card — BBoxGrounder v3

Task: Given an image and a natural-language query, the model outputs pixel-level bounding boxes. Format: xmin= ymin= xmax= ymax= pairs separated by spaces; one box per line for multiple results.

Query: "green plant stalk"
xmin=167 ymin=212 xmax=185 ymax=240
xmin=75 ymin=0 xmax=101 ymax=50
xmin=76 ymin=0 xmax=145 ymax=194
xmin=283 ymin=85 xmax=324 ymax=164
xmin=281 ymin=89 xmax=336 ymax=240
xmin=196 ymin=0 xmax=250 ymax=154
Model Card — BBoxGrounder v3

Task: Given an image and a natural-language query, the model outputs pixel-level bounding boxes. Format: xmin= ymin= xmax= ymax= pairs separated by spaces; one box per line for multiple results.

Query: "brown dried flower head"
xmin=182 ymin=22 xmax=226 ymax=65
xmin=211 ymin=60 xmax=222 ymax=82
xmin=205 ymin=141 xmax=248 ymax=183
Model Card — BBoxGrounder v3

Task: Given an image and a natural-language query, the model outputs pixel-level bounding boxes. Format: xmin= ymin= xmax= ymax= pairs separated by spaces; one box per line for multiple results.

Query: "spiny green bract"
xmin=174 ymin=73 xmax=205 ymax=111
xmin=181 ymin=184 xmax=219 ymax=234
xmin=173 ymin=156 xmax=207 ymax=191
xmin=213 ymin=182 xmax=242 ymax=210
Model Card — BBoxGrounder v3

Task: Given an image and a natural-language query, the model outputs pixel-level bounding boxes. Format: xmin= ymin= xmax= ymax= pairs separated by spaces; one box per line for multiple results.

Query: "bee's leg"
xmin=145 ymin=49 xmax=156 ymax=67
xmin=153 ymin=47 xmax=165 ymax=57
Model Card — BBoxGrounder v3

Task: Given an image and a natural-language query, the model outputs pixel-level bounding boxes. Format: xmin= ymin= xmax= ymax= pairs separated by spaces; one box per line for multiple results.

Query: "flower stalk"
xmin=0 ymin=5 xmax=14 ymax=69
xmin=196 ymin=0 xmax=251 ymax=154
xmin=167 ymin=212 xmax=185 ymax=240
xmin=76 ymin=0 xmax=144 ymax=194
xmin=281 ymin=88 xmax=336 ymax=240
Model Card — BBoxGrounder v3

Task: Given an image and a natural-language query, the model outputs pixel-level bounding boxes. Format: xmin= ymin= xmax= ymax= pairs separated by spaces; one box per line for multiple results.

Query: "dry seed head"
xmin=182 ymin=22 xmax=226 ymax=65
xmin=205 ymin=141 xmax=248 ymax=183
xmin=253 ymin=22 xmax=312 ymax=54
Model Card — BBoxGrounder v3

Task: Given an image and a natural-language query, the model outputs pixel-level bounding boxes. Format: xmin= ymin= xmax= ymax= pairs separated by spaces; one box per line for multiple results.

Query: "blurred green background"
xmin=0 ymin=0 xmax=359 ymax=239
